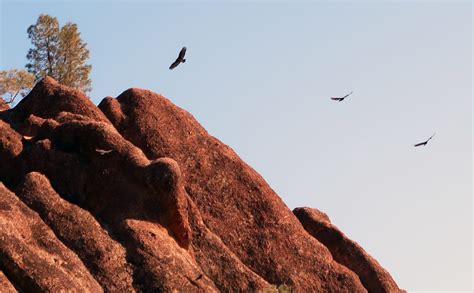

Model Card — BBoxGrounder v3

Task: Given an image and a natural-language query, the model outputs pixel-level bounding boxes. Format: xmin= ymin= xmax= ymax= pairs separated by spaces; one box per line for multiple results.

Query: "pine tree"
xmin=57 ymin=23 xmax=92 ymax=92
xmin=26 ymin=15 xmax=60 ymax=81
xmin=26 ymin=14 xmax=92 ymax=92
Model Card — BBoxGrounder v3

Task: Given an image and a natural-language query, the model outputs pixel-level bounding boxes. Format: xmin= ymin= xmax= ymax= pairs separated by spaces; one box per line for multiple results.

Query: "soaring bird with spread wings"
xmin=414 ymin=133 xmax=436 ymax=147
xmin=169 ymin=47 xmax=187 ymax=70
xmin=331 ymin=91 xmax=353 ymax=102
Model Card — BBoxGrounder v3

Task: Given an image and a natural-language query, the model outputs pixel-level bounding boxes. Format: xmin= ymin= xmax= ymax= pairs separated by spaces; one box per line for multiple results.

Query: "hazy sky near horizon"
xmin=1 ymin=1 xmax=472 ymax=291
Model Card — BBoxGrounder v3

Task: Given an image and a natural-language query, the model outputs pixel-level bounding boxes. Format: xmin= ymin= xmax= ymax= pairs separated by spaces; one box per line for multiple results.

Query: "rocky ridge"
xmin=0 ymin=77 xmax=404 ymax=292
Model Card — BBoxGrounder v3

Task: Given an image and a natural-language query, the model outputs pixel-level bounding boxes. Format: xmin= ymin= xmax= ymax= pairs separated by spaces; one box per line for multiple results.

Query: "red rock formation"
xmin=0 ymin=120 xmax=23 ymax=185
xmin=0 ymin=271 xmax=17 ymax=293
xmin=294 ymin=207 xmax=405 ymax=293
xmin=15 ymin=172 xmax=134 ymax=292
xmin=9 ymin=77 xmax=109 ymax=124
xmin=0 ymin=99 xmax=9 ymax=112
xmin=0 ymin=77 xmax=404 ymax=292
xmin=0 ymin=183 xmax=102 ymax=292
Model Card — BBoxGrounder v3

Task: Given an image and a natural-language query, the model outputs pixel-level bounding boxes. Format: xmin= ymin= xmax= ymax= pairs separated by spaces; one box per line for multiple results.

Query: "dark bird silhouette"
xmin=331 ymin=91 xmax=353 ymax=102
xmin=169 ymin=47 xmax=187 ymax=70
xmin=414 ymin=133 xmax=435 ymax=147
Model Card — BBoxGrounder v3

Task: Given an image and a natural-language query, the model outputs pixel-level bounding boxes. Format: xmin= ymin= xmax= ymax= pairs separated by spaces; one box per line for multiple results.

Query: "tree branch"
xmin=6 ymin=90 xmax=20 ymax=104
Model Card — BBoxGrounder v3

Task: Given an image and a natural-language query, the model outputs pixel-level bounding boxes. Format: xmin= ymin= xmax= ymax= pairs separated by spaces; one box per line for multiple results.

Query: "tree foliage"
xmin=26 ymin=14 xmax=92 ymax=92
xmin=0 ymin=69 xmax=35 ymax=105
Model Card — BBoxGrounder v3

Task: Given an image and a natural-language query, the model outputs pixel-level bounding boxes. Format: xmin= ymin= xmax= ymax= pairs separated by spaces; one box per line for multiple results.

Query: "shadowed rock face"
xmin=0 ymin=77 xmax=404 ymax=292
xmin=0 ymin=183 xmax=103 ymax=292
xmin=15 ymin=172 xmax=135 ymax=292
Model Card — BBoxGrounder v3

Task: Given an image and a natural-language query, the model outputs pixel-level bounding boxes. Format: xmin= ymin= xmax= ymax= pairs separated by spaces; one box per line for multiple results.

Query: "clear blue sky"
xmin=1 ymin=1 xmax=472 ymax=291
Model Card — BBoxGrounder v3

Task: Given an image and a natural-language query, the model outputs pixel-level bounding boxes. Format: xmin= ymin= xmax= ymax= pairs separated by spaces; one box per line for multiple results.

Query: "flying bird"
xmin=169 ymin=47 xmax=187 ymax=70
xmin=95 ymin=149 xmax=113 ymax=155
xmin=414 ymin=133 xmax=436 ymax=147
xmin=331 ymin=91 xmax=353 ymax=102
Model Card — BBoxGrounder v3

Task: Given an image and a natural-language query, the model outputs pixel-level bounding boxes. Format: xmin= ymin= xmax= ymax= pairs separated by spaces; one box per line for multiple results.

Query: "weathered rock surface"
xmin=9 ymin=76 xmax=109 ymax=125
xmin=15 ymin=172 xmax=134 ymax=292
xmin=294 ymin=207 xmax=405 ymax=293
xmin=0 ymin=77 xmax=404 ymax=292
xmin=0 ymin=120 xmax=22 ymax=184
xmin=0 ymin=99 xmax=9 ymax=112
xmin=0 ymin=183 xmax=102 ymax=292
xmin=98 ymin=88 xmax=366 ymax=292
xmin=0 ymin=271 xmax=17 ymax=293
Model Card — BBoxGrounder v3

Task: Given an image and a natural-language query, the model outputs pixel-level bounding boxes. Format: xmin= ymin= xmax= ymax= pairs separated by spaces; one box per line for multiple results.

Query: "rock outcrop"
xmin=0 ymin=99 xmax=9 ymax=112
xmin=0 ymin=183 xmax=103 ymax=292
xmin=0 ymin=77 xmax=404 ymax=292
xmin=294 ymin=207 xmax=405 ymax=293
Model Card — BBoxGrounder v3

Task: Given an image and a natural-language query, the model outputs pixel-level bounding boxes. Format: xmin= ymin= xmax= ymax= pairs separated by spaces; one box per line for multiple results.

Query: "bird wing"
xmin=414 ymin=142 xmax=424 ymax=147
xmin=342 ymin=91 xmax=353 ymax=99
xmin=169 ymin=59 xmax=180 ymax=70
xmin=331 ymin=97 xmax=343 ymax=101
xmin=178 ymin=47 xmax=187 ymax=59
xmin=96 ymin=149 xmax=113 ymax=155
xmin=428 ymin=133 xmax=436 ymax=140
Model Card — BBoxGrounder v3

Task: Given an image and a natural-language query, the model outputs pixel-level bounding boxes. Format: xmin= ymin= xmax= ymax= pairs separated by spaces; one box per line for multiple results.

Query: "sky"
xmin=1 ymin=0 xmax=472 ymax=291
